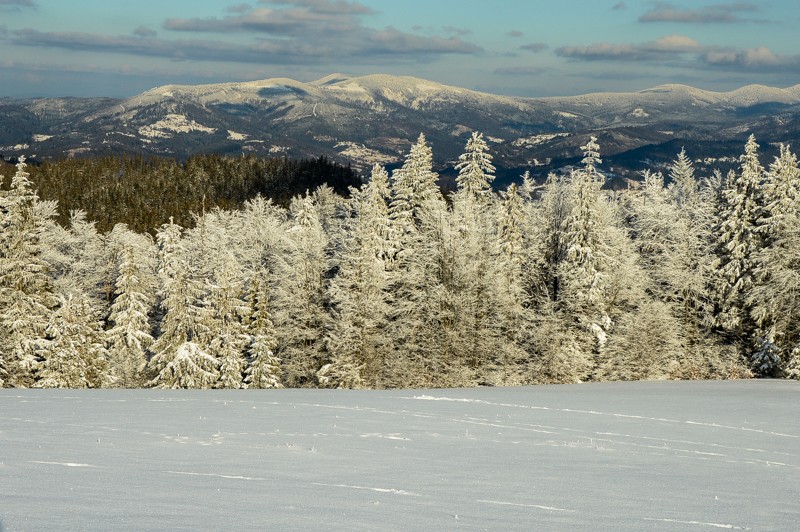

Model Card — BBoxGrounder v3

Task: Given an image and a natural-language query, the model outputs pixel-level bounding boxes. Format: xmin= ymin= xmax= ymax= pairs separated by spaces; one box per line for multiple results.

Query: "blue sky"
xmin=1 ymin=0 xmax=799 ymax=98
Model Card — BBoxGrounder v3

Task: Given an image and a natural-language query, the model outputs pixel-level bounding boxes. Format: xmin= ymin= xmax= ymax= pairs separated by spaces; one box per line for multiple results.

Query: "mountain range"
xmin=3 ymin=73 xmax=800 ymax=181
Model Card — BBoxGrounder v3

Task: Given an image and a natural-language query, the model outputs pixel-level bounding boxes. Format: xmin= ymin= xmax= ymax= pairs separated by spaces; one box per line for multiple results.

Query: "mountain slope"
xmin=3 ymin=75 xmax=800 ymax=177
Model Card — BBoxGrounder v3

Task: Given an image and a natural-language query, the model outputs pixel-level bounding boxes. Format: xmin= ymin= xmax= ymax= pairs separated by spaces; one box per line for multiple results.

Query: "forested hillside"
xmin=1 ymin=132 xmax=798 ymax=389
xmin=1 ymin=155 xmax=360 ymax=233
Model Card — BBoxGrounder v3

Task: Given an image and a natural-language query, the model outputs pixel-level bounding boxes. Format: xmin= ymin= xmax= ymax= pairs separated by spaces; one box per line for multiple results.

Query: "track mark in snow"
xmin=478 ymin=500 xmax=574 ymax=512
xmin=312 ymin=482 xmax=420 ymax=496
xmin=28 ymin=461 xmax=97 ymax=468
xmin=408 ymin=396 xmax=800 ymax=438
xmin=643 ymin=517 xmax=750 ymax=529
xmin=360 ymin=433 xmax=410 ymax=440
xmin=164 ymin=471 xmax=267 ymax=481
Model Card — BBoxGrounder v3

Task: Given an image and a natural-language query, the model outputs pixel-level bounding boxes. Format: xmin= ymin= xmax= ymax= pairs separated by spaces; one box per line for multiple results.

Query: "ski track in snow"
xmin=477 ymin=499 xmax=574 ymax=512
xmin=408 ymin=395 xmax=800 ymax=438
xmin=643 ymin=517 xmax=751 ymax=529
xmin=164 ymin=471 xmax=267 ymax=481
xmin=28 ymin=461 xmax=97 ymax=468
xmin=311 ymin=482 xmax=420 ymax=496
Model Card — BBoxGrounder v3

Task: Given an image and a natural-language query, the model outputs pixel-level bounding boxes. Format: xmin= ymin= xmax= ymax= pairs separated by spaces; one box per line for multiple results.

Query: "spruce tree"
xmin=0 ymin=157 xmax=59 ymax=387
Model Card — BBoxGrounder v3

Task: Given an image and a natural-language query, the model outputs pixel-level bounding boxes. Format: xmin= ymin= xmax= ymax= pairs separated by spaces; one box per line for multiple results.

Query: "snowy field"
xmin=1 ymin=380 xmax=798 ymax=531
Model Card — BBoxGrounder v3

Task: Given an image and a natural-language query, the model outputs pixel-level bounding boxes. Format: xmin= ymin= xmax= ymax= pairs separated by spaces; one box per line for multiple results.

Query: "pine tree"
xmin=454 ymin=132 xmax=495 ymax=199
xmin=712 ymin=135 xmax=765 ymax=348
xmin=36 ymin=293 xmax=110 ymax=388
xmin=749 ymin=144 xmax=800 ymax=375
xmin=106 ymin=245 xmax=155 ymax=387
xmin=0 ymin=157 xmax=59 ymax=387
xmin=208 ymin=262 xmax=249 ymax=389
xmin=275 ymin=194 xmax=330 ymax=386
xmin=147 ymin=219 xmax=217 ymax=389
xmin=324 ymin=166 xmax=394 ymax=388
xmin=244 ymin=266 xmax=283 ymax=389
xmin=668 ymin=147 xmax=698 ymax=208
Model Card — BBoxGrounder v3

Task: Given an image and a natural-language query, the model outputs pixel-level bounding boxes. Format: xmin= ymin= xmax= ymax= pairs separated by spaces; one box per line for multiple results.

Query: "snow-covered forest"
xmin=2 ymin=132 xmax=799 ymax=389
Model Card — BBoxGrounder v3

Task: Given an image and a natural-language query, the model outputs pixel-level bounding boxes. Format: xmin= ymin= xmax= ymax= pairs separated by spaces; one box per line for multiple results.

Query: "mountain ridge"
xmin=3 ymin=74 xmax=800 ymax=180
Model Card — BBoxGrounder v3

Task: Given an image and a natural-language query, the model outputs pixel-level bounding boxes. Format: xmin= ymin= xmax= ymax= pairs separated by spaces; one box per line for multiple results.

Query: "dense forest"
xmin=1 ymin=132 xmax=798 ymax=389
xmin=3 ymin=155 xmax=361 ymax=233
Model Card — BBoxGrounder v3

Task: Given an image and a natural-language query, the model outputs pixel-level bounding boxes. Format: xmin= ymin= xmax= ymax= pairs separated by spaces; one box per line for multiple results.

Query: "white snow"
xmin=32 ymin=134 xmax=53 ymax=142
xmin=631 ymin=108 xmax=649 ymax=118
xmin=138 ymin=114 xmax=216 ymax=139
xmin=1 ymin=380 xmax=797 ymax=530
xmin=226 ymin=130 xmax=248 ymax=141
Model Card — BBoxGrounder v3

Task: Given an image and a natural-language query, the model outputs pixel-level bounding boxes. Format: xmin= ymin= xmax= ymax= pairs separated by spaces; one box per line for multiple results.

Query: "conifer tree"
xmin=324 ymin=166 xmax=393 ymax=388
xmin=712 ymin=135 xmax=765 ymax=349
xmin=275 ymin=194 xmax=330 ymax=386
xmin=147 ymin=219 xmax=217 ymax=389
xmin=106 ymin=245 xmax=155 ymax=387
xmin=0 ymin=157 xmax=59 ymax=387
xmin=244 ymin=265 xmax=283 ymax=389
xmin=36 ymin=293 xmax=110 ymax=388
xmin=749 ymin=144 xmax=800 ymax=376
xmin=208 ymin=261 xmax=249 ymax=389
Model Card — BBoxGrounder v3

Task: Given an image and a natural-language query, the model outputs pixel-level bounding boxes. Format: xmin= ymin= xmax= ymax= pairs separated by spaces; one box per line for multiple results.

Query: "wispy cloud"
xmin=612 ymin=2 xmax=627 ymax=10
xmin=556 ymin=34 xmax=703 ymax=61
xmin=494 ymin=66 xmax=548 ymax=76
xmin=556 ymin=34 xmax=799 ymax=74
xmin=506 ymin=30 xmax=523 ymax=38
xmin=0 ymin=0 xmax=36 ymax=12
xmin=10 ymin=0 xmax=481 ymax=66
xmin=520 ymin=42 xmax=548 ymax=53
xmin=639 ymin=2 xmax=761 ymax=23
xmin=702 ymin=46 xmax=800 ymax=71
xmin=132 ymin=26 xmax=157 ymax=38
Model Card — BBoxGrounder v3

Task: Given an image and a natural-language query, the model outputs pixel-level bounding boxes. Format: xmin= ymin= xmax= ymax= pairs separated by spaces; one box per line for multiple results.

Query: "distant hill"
xmin=3 ymin=74 xmax=800 ymax=179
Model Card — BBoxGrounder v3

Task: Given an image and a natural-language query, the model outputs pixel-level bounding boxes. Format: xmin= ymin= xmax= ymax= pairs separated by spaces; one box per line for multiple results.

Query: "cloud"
xmin=556 ymin=34 xmax=703 ymax=61
xmin=226 ymin=3 xmax=253 ymax=13
xmin=639 ymin=2 xmax=761 ymax=23
xmin=506 ymin=30 xmax=523 ymax=38
xmin=133 ymin=26 xmax=157 ymax=38
xmin=9 ymin=0 xmax=481 ymax=67
xmin=257 ymin=0 xmax=375 ymax=15
xmin=0 ymin=24 xmax=7 ymax=37
xmin=442 ymin=26 xmax=472 ymax=36
xmin=612 ymin=2 xmax=627 ymax=9
xmin=520 ymin=42 xmax=548 ymax=53
xmin=702 ymin=46 xmax=800 ymax=71
xmin=0 ymin=0 xmax=36 ymax=12
xmin=494 ymin=66 xmax=548 ymax=76
xmin=556 ymin=34 xmax=799 ymax=74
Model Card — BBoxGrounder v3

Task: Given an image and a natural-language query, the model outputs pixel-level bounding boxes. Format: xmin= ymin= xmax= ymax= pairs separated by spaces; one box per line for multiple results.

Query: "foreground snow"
xmin=1 ymin=380 xmax=798 ymax=530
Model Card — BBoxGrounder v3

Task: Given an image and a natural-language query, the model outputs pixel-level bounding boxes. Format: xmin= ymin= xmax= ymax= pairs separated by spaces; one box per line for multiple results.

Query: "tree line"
xmin=1 ymin=132 xmax=798 ymax=389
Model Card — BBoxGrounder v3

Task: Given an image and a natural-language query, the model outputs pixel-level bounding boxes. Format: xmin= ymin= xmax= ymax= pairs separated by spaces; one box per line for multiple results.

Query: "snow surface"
xmin=1 ymin=380 xmax=797 ymax=531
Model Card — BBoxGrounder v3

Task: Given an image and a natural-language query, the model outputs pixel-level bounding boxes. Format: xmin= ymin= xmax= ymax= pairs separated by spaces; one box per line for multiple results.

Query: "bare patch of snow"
xmin=32 ymin=134 xmax=53 ymax=142
xmin=227 ymin=130 xmax=248 ymax=141
xmin=631 ymin=108 xmax=649 ymax=118
xmin=512 ymin=133 xmax=570 ymax=148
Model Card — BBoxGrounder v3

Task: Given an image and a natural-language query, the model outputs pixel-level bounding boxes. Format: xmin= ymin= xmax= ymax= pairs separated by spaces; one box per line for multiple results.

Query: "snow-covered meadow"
xmin=2 ymin=380 xmax=797 ymax=530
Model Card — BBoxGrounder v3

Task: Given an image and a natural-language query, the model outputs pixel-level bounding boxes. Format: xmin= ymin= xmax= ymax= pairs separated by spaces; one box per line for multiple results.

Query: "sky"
xmin=1 ymin=0 xmax=799 ymax=98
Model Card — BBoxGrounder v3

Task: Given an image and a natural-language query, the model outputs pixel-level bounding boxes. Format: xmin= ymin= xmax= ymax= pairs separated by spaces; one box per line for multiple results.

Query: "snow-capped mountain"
xmin=3 ymin=74 xmax=800 ymax=177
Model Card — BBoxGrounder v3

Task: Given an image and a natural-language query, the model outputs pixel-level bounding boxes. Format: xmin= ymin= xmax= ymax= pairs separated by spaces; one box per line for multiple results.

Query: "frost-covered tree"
xmin=454 ymin=132 xmax=495 ymax=199
xmin=668 ymin=147 xmax=698 ymax=208
xmin=36 ymin=293 xmax=109 ymax=388
xmin=324 ymin=165 xmax=394 ymax=388
xmin=243 ymin=265 xmax=282 ymax=389
xmin=0 ymin=157 xmax=59 ymax=387
xmin=106 ymin=244 xmax=155 ymax=387
xmin=389 ymin=133 xmax=443 ymax=237
xmin=147 ymin=219 xmax=217 ymax=389
xmin=712 ymin=135 xmax=765 ymax=346
xmin=208 ymin=261 xmax=249 ymax=389
xmin=275 ymin=194 xmax=330 ymax=386
xmin=749 ymin=144 xmax=800 ymax=376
